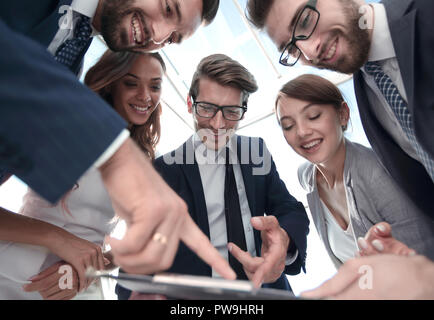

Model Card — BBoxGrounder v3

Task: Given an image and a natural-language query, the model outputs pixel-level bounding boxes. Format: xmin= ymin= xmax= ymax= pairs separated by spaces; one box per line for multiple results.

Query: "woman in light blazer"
xmin=275 ymin=74 xmax=434 ymax=269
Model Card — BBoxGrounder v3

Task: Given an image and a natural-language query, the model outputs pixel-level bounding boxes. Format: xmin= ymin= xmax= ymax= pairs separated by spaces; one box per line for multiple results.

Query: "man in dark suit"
xmin=0 ymin=0 xmax=237 ymax=280
xmin=245 ymin=0 xmax=434 ymax=299
xmin=116 ymin=54 xmax=309 ymax=299
xmin=246 ymin=0 xmax=433 ymax=218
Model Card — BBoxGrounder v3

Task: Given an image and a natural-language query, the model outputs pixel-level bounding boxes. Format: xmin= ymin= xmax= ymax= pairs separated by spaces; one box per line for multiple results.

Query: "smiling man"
xmin=246 ymin=0 xmax=434 ymax=221
xmin=0 ymin=0 xmax=234 ymax=282
xmin=94 ymin=0 xmax=208 ymax=52
xmin=246 ymin=0 xmax=434 ymax=299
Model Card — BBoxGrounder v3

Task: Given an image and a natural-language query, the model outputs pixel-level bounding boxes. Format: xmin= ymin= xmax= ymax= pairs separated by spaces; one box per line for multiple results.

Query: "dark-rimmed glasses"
xmin=193 ymin=101 xmax=247 ymax=121
xmin=279 ymin=0 xmax=320 ymax=67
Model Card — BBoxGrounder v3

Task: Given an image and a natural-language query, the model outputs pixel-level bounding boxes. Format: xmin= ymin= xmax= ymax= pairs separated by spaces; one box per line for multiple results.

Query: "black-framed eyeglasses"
xmin=279 ymin=0 xmax=320 ymax=67
xmin=193 ymin=101 xmax=247 ymax=121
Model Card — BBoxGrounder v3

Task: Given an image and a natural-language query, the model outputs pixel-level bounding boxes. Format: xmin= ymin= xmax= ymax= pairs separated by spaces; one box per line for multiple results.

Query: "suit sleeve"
xmin=262 ymin=140 xmax=310 ymax=274
xmin=0 ymin=19 xmax=126 ymax=203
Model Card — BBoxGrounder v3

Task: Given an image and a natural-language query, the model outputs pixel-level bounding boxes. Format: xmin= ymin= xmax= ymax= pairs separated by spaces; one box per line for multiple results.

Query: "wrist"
xmin=42 ymin=225 xmax=66 ymax=252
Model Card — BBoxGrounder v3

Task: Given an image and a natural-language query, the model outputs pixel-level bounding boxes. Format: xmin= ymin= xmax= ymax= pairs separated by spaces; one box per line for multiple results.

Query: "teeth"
xmin=131 ymin=15 xmax=142 ymax=43
xmin=131 ymin=104 xmax=151 ymax=113
xmin=325 ymin=41 xmax=337 ymax=60
xmin=302 ymin=140 xmax=321 ymax=149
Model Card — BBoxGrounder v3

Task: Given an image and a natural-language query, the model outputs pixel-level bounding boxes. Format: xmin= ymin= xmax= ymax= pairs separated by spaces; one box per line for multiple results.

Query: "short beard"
xmin=100 ymin=0 xmax=135 ymax=52
xmin=317 ymin=0 xmax=371 ymax=74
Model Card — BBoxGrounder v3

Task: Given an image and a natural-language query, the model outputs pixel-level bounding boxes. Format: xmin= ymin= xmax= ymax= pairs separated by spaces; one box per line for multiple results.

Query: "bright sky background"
xmin=0 ymin=0 xmax=380 ymax=298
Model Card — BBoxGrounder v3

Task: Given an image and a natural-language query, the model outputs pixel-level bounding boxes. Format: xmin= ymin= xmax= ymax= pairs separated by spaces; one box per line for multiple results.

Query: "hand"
xmin=100 ymin=139 xmax=235 ymax=280
xmin=23 ymin=261 xmax=79 ymax=300
xmin=357 ymin=222 xmax=416 ymax=257
xmin=128 ymin=291 xmax=167 ymax=300
xmin=47 ymin=229 xmax=109 ymax=292
xmin=301 ymin=254 xmax=434 ymax=300
xmin=229 ymin=216 xmax=289 ymax=288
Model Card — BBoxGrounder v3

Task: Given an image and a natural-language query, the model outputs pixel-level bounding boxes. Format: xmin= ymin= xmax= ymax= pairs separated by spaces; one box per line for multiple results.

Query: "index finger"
xmin=180 ymin=215 xmax=236 ymax=280
xmin=251 ymin=216 xmax=279 ymax=231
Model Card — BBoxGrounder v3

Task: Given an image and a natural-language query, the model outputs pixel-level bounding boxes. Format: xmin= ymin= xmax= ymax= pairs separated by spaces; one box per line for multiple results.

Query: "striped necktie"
xmin=365 ymin=61 xmax=433 ymax=182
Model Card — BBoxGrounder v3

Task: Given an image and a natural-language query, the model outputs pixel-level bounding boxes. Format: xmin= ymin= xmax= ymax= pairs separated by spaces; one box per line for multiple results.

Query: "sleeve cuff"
xmin=92 ymin=129 xmax=130 ymax=168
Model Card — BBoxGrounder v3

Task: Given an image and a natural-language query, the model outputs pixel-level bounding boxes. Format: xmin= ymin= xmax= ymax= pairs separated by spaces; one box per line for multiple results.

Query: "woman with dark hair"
xmin=0 ymin=50 xmax=166 ymax=299
xmin=275 ymin=74 xmax=434 ymax=269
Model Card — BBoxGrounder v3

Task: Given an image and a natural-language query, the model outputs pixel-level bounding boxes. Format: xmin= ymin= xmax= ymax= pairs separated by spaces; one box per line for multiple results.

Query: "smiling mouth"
xmin=130 ymin=104 xmax=152 ymax=113
xmin=318 ymin=37 xmax=338 ymax=64
xmin=131 ymin=13 xmax=144 ymax=45
xmin=301 ymin=139 xmax=322 ymax=150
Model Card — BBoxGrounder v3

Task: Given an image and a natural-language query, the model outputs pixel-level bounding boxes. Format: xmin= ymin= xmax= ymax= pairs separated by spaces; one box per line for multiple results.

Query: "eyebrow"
xmin=125 ymin=73 xmax=163 ymax=81
xmin=125 ymin=73 xmax=139 ymax=79
xmin=279 ymin=1 xmax=308 ymax=52
xmin=279 ymin=103 xmax=316 ymax=122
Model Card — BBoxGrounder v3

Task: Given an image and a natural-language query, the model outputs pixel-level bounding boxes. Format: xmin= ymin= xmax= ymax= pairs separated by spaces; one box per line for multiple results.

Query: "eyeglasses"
xmin=279 ymin=0 xmax=320 ymax=67
xmin=193 ymin=101 xmax=247 ymax=121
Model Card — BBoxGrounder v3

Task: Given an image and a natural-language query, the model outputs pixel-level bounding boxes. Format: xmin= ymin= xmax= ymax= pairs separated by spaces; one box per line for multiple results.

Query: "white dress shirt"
xmin=192 ymin=134 xmax=297 ymax=278
xmin=361 ymin=3 xmax=420 ymax=162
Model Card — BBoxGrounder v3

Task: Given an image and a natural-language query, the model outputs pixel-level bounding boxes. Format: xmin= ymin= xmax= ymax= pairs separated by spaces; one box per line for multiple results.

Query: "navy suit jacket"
xmin=116 ymin=136 xmax=310 ymax=299
xmin=353 ymin=0 xmax=434 ymax=218
xmin=0 ymin=1 xmax=126 ymax=202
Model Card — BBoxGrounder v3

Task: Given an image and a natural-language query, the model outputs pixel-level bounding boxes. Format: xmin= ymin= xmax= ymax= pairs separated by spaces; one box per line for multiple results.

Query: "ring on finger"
xmin=152 ymin=232 xmax=168 ymax=245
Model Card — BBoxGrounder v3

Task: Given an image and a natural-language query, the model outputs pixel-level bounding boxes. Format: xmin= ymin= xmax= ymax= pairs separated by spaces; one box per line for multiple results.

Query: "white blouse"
xmin=0 ymin=168 xmax=116 ymax=299
xmin=320 ymin=200 xmax=358 ymax=264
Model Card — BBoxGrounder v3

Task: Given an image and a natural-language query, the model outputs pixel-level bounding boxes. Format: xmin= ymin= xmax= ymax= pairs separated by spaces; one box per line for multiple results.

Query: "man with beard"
xmin=0 ymin=0 xmax=238 ymax=283
xmin=245 ymin=0 xmax=434 ymax=299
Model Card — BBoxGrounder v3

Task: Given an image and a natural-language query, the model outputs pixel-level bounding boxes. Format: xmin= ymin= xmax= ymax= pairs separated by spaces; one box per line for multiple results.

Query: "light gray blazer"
xmin=298 ymin=139 xmax=434 ymax=269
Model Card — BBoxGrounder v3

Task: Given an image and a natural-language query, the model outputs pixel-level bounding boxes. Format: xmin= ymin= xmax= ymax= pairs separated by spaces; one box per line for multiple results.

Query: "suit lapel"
xmin=179 ymin=141 xmax=211 ymax=238
xmin=30 ymin=0 xmax=73 ymax=47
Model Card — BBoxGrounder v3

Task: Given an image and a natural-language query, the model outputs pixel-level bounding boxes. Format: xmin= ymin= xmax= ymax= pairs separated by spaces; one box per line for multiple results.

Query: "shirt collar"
xmin=192 ymin=133 xmax=238 ymax=164
xmin=71 ymin=0 xmax=99 ymax=19
xmin=367 ymin=3 xmax=396 ymax=62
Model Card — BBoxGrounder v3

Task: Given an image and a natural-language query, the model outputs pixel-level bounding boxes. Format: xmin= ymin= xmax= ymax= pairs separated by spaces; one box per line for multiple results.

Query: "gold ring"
xmin=152 ymin=232 xmax=168 ymax=245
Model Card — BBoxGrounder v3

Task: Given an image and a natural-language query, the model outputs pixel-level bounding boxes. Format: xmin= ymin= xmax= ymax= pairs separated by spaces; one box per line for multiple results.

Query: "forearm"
xmin=0 ymin=207 xmax=64 ymax=250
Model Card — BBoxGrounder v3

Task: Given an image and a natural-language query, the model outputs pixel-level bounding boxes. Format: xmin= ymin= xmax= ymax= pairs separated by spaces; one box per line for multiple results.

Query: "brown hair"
xmin=60 ymin=51 xmax=166 ymax=215
xmin=246 ymin=0 xmax=276 ymax=29
xmin=276 ymin=74 xmax=348 ymax=130
xmin=189 ymin=54 xmax=258 ymax=105
xmin=84 ymin=50 xmax=166 ymax=160
xmin=202 ymin=0 xmax=220 ymax=26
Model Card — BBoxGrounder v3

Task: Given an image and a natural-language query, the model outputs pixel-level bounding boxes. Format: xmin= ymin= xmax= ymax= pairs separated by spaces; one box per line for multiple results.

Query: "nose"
xmin=151 ymin=21 xmax=174 ymax=45
xmin=296 ymin=121 xmax=313 ymax=138
xmin=137 ymin=86 xmax=151 ymax=103
xmin=296 ymin=33 xmax=321 ymax=62
xmin=209 ymin=109 xmax=226 ymax=130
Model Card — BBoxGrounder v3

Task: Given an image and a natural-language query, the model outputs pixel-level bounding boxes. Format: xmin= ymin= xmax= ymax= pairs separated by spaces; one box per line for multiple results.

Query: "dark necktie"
xmin=224 ymin=148 xmax=248 ymax=280
xmin=365 ymin=61 xmax=433 ymax=182
xmin=54 ymin=14 xmax=92 ymax=71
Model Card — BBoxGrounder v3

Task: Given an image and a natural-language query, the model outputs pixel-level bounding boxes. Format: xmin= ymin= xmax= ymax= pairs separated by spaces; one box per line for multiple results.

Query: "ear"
xmin=340 ymin=101 xmax=350 ymax=128
xmin=187 ymin=95 xmax=193 ymax=114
